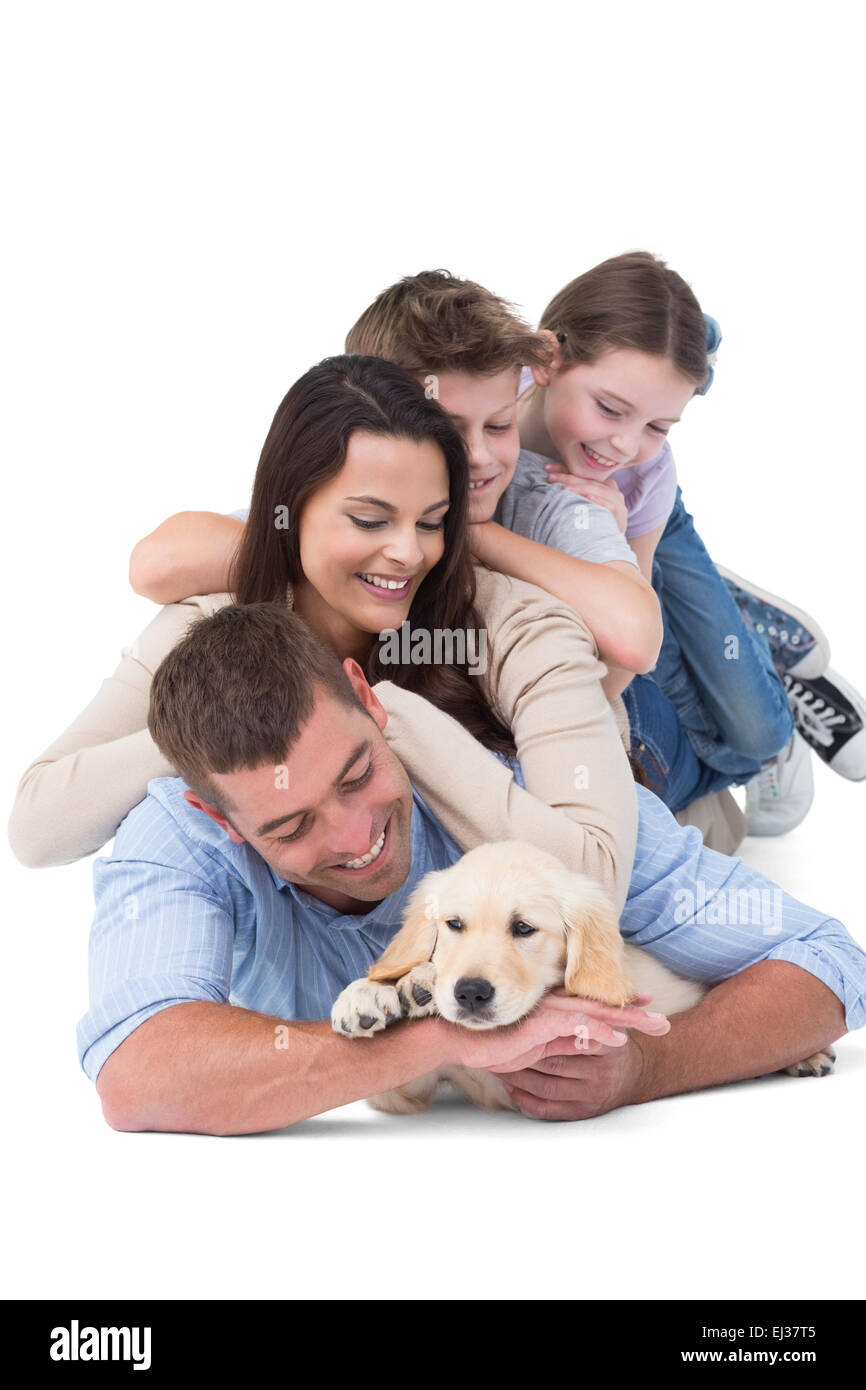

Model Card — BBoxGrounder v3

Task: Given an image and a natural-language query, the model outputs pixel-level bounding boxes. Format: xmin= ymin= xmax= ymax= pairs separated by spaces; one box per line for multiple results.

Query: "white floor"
xmin=4 ymin=751 xmax=864 ymax=1304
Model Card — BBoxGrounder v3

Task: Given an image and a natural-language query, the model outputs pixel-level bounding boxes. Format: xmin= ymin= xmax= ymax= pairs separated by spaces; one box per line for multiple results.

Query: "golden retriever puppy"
xmin=330 ymin=841 xmax=835 ymax=1114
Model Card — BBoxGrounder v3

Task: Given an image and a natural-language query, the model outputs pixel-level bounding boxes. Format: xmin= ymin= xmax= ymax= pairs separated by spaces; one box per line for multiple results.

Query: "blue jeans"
xmin=623 ymin=487 xmax=794 ymax=813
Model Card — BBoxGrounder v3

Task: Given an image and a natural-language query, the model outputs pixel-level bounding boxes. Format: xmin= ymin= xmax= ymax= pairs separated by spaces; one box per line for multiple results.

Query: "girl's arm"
xmin=7 ymin=595 xmax=228 ymax=867
xmin=130 ymin=512 xmax=245 ymax=605
xmin=625 ymin=522 xmax=666 ymax=585
xmin=468 ymin=520 xmax=663 ymax=675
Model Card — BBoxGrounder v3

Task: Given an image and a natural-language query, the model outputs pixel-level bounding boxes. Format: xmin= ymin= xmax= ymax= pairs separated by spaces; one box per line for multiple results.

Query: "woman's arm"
xmin=376 ymin=570 xmax=639 ymax=918
xmin=7 ymin=595 xmax=229 ymax=867
xmin=468 ymin=521 xmax=662 ymax=675
xmin=130 ymin=511 xmax=245 ymax=605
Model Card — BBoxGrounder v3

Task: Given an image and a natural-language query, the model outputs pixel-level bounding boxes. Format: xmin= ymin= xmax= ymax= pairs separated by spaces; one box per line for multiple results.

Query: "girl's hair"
xmin=539 ymin=251 xmax=710 ymax=390
xmin=230 ymin=354 xmax=516 ymax=755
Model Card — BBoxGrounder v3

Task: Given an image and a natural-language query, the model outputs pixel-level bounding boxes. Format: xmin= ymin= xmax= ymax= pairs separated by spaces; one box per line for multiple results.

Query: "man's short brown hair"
xmin=148 ymin=603 xmax=362 ymax=810
xmin=345 ymin=269 xmax=550 ymax=376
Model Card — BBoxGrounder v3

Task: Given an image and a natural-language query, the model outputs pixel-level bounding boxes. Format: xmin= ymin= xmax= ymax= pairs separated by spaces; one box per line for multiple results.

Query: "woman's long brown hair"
xmin=231 ymin=354 xmax=516 ymax=755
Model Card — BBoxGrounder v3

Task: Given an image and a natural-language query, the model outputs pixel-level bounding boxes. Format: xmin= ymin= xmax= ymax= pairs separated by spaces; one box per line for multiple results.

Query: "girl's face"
xmin=295 ymin=430 xmax=450 ymax=642
xmin=540 ymin=347 xmax=697 ymax=481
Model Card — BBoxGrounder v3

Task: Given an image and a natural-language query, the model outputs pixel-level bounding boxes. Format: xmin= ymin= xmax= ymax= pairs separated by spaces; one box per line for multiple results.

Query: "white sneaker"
xmin=745 ymin=731 xmax=815 ymax=836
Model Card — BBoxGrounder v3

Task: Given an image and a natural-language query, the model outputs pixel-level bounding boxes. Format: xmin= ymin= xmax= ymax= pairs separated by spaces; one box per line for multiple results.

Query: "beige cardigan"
xmin=8 ymin=570 xmax=643 ymax=915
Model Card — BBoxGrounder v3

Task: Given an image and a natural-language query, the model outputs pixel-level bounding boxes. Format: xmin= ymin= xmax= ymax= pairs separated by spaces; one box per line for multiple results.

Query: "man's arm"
xmin=96 ymin=995 xmax=661 ymax=1134
xmin=634 ymin=960 xmax=845 ymax=1101
xmin=96 ymin=1002 xmax=450 ymax=1134
xmin=497 ymin=961 xmax=847 ymax=1122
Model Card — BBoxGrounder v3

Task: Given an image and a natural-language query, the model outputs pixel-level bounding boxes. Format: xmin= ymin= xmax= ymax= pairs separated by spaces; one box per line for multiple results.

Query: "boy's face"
xmin=422 ymin=368 xmax=522 ymax=523
xmin=536 ymin=348 xmax=696 ymax=481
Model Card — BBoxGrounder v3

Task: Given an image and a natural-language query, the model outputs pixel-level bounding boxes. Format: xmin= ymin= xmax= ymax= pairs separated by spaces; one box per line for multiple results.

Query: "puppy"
xmin=331 ymin=841 xmax=835 ymax=1114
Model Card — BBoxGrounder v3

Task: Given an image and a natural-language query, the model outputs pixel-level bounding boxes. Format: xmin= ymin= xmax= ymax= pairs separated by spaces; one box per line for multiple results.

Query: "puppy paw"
xmin=396 ymin=962 xmax=438 ymax=1019
xmin=782 ymin=1045 xmax=836 ymax=1078
xmin=331 ymin=979 xmax=403 ymax=1038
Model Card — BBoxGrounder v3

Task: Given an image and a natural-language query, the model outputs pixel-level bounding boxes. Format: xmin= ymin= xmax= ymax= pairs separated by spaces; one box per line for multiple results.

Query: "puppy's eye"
xmin=510 ymin=920 xmax=537 ymax=938
xmin=446 ymin=918 xmax=464 ymax=932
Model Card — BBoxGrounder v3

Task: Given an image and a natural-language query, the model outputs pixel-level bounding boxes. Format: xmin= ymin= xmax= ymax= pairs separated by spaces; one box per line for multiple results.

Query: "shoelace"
xmin=784 ymin=679 xmax=846 ymax=748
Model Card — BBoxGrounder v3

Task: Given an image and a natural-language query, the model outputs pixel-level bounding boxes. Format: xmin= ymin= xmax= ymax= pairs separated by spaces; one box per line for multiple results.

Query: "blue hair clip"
xmin=697 ymin=313 xmax=722 ymax=395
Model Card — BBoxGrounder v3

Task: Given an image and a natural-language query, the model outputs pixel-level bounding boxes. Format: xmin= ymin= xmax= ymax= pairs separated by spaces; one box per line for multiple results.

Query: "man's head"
xmin=345 ymin=270 xmax=549 ymax=523
xmin=148 ymin=603 xmax=414 ymax=913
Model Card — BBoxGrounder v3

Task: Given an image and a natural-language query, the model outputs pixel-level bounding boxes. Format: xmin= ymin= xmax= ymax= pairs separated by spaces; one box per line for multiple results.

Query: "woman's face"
xmin=295 ymin=430 xmax=451 ymax=640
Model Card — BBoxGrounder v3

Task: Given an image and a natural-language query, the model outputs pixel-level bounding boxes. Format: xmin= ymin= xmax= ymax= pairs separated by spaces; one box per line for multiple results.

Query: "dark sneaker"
xmin=783 ymin=668 xmax=866 ymax=780
xmin=717 ymin=564 xmax=830 ymax=678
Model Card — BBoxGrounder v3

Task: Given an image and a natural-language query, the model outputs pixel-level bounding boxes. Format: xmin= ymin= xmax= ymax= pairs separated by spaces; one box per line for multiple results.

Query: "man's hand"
xmin=496 ymin=1036 xmax=647 ymax=1120
xmin=481 ymin=989 xmax=669 ymax=1121
xmin=449 ymin=990 xmax=669 ymax=1094
xmin=543 ymin=463 xmax=629 ymax=534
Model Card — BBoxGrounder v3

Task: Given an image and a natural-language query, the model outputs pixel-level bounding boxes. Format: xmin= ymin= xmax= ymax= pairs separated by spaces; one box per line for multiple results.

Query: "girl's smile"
xmin=525 ymin=346 xmax=698 ymax=483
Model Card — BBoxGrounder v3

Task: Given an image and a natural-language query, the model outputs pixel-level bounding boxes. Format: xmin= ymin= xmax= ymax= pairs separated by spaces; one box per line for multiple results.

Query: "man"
xmin=82 ymin=605 xmax=865 ymax=1133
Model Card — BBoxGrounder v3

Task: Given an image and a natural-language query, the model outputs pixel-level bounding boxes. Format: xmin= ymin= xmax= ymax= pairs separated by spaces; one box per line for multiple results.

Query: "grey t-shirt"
xmin=493 ymin=449 xmax=638 ymax=568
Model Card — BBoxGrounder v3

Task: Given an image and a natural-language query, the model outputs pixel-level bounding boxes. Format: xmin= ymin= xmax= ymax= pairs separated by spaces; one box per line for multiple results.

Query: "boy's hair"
xmin=148 ymin=603 xmax=362 ymax=811
xmin=345 ymin=269 xmax=550 ymax=376
xmin=540 ymin=251 xmax=710 ymax=390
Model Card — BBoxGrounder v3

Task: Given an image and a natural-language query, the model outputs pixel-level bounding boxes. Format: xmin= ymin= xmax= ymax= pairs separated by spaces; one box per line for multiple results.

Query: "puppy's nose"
xmin=454 ymin=976 xmax=495 ymax=1012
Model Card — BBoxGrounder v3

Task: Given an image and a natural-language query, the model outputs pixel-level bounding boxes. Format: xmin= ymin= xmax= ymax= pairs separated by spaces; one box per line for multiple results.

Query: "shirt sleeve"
xmin=77 ymin=853 xmax=237 ymax=1083
xmin=621 ymin=443 xmax=679 ymax=540
xmin=527 ymin=484 xmax=640 ymax=568
xmin=8 ymin=597 xmax=229 ymax=868
xmin=622 ymin=786 xmax=866 ymax=1031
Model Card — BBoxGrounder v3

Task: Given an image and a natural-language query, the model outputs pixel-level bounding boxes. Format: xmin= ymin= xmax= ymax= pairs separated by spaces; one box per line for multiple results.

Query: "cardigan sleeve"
xmin=376 ymin=569 xmax=639 ymax=918
xmin=7 ymin=594 xmax=230 ymax=868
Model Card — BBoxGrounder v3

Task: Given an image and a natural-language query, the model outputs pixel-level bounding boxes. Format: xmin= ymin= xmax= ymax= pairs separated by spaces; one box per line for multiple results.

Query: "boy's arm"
xmin=468 ymin=520 xmax=662 ymax=675
xmin=130 ymin=511 xmax=245 ymax=605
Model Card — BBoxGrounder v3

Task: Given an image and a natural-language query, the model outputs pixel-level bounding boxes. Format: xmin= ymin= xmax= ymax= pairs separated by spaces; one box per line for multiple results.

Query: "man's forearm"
xmin=633 ymin=960 xmax=847 ymax=1103
xmin=97 ymin=1002 xmax=452 ymax=1135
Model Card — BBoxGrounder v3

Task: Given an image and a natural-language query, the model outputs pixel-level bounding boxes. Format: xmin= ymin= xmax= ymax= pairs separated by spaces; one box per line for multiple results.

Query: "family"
xmin=9 ymin=252 xmax=866 ymax=1131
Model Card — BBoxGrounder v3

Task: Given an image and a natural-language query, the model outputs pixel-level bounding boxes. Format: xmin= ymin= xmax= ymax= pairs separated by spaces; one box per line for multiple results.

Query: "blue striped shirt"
xmin=77 ymin=778 xmax=866 ymax=1082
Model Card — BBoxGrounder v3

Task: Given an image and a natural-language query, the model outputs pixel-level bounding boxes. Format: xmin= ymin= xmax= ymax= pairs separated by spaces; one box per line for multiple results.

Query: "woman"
xmin=8 ymin=355 xmax=639 ymax=914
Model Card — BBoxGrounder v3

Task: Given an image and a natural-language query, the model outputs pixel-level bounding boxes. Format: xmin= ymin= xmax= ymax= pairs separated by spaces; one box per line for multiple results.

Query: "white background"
xmin=2 ymin=0 xmax=864 ymax=1303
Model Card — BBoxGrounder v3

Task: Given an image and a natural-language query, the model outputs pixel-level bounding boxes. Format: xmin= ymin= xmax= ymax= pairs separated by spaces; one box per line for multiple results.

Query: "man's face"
xmin=424 ymin=368 xmax=522 ymax=523
xmin=186 ymin=674 xmax=415 ymax=915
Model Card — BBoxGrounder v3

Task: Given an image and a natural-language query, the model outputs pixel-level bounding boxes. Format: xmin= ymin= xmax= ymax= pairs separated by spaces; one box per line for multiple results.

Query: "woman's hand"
xmin=543 ymin=463 xmax=629 ymax=534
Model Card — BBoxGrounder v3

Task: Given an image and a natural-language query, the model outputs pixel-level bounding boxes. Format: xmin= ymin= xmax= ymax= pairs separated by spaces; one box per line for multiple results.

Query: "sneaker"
xmin=783 ymin=668 xmax=866 ymax=780
xmin=745 ymin=731 xmax=814 ymax=836
xmin=716 ymin=565 xmax=830 ymax=678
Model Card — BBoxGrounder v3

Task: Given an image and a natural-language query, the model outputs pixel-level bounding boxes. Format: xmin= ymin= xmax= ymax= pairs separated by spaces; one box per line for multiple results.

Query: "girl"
xmin=8 ymin=354 xmax=639 ymax=921
xmin=515 ymin=251 xmax=866 ymax=829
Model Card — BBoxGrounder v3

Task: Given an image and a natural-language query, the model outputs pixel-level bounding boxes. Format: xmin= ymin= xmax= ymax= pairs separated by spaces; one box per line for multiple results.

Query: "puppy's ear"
xmin=560 ymin=876 xmax=635 ymax=1007
xmin=367 ymin=876 xmax=440 ymax=983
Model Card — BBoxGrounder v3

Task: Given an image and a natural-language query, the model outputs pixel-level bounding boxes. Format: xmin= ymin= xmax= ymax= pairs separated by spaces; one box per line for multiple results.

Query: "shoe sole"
xmin=716 ymin=563 xmax=830 ymax=678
